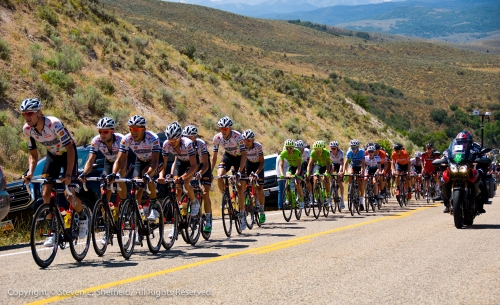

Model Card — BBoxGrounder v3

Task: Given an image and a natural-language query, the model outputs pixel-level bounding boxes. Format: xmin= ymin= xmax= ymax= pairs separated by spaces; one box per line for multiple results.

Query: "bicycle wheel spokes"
xmin=312 ymin=184 xmax=321 ymax=219
xmin=91 ymin=200 xmax=109 ymax=256
xmin=282 ymin=187 xmax=293 ymax=222
xmin=146 ymin=203 xmax=164 ymax=253
xmin=185 ymin=208 xmax=201 ymax=245
xmin=69 ymin=201 xmax=92 ymax=262
xmin=303 ymin=186 xmax=311 ymax=216
xmin=162 ymin=196 xmax=178 ymax=250
xmin=221 ymin=193 xmax=233 ymax=237
xmin=31 ymin=205 xmax=59 ymax=268
xmin=330 ymin=183 xmax=337 ymax=214
xmin=117 ymin=199 xmax=136 ymax=259
xmin=245 ymin=193 xmax=255 ymax=230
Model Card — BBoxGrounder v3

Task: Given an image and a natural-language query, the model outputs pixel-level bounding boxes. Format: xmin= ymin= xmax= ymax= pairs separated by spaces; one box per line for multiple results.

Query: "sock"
xmin=206 ymin=212 xmax=212 ymax=223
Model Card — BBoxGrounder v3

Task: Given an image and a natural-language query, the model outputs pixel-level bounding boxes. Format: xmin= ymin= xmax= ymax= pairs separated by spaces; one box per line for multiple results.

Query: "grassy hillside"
xmin=0 ymin=0 xmax=413 ymax=180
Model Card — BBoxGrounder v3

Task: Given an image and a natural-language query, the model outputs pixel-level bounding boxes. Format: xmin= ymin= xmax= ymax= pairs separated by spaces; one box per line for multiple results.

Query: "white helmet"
xmin=367 ymin=145 xmax=376 ymax=152
xmin=20 ymin=98 xmax=42 ymax=112
xmin=127 ymin=115 xmax=146 ymax=127
xmin=96 ymin=117 xmax=116 ymax=129
xmin=242 ymin=129 xmax=255 ymax=140
xmin=415 ymin=152 xmax=422 ymax=158
xmin=165 ymin=123 xmax=182 ymax=140
xmin=329 ymin=141 xmax=339 ymax=148
xmin=217 ymin=116 xmax=233 ymax=128
xmin=295 ymin=140 xmax=304 ymax=149
xmin=350 ymin=139 xmax=360 ymax=147
xmin=182 ymin=125 xmax=198 ymax=137
xmin=284 ymin=139 xmax=295 ymax=147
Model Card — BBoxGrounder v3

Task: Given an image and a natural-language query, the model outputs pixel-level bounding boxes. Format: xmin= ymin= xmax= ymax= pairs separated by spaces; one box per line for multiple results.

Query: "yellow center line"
xmin=27 ymin=204 xmax=437 ymax=305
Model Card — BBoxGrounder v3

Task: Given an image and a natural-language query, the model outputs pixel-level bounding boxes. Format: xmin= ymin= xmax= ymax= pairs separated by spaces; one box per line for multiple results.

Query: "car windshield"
xmin=264 ymin=157 xmax=276 ymax=171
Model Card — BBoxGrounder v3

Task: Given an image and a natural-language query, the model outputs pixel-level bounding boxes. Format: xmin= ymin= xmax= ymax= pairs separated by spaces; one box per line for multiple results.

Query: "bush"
xmin=430 ymin=109 xmax=447 ymax=124
xmin=133 ymin=37 xmax=148 ymax=53
xmin=181 ymin=45 xmax=196 ymax=60
xmin=424 ymin=99 xmax=434 ymax=105
xmin=47 ymin=45 xmax=85 ymax=73
xmin=73 ymin=126 xmax=95 ymax=146
xmin=258 ymin=107 xmax=268 ymax=117
xmin=158 ymin=87 xmax=175 ymax=106
xmin=201 ymin=115 xmax=215 ymax=130
xmin=141 ymin=87 xmax=153 ymax=103
xmin=74 ymin=85 xmax=109 ymax=116
xmin=352 ymin=94 xmax=369 ymax=110
xmin=449 ymin=104 xmax=458 ymax=111
xmin=209 ymin=74 xmax=219 ymax=86
xmin=105 ymin=108 xmax=130 ymax=130
xmin=283 ymin=117 xmax=306 ymax=134
xmin=0 ymin=39 xmax=10 ymax=61
xmin=41 ymin=70 xmax=74 ymax=90
xmin=95 ymin=77 xmax=115 ymax=95
xmin=38 ymin=6 xmax=58 ymax=27
xmin=0 ymin=76 xmax=8 ymax=97
xmin=34 ymin=81 xmax=53 ymax=105
xmin=174 ymin=104 xmax=188 ymax=121
xmin=29 ymin=44 xmax=44 ymax=67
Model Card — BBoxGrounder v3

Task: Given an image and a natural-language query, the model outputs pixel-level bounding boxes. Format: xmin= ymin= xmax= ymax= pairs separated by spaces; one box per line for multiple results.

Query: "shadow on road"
xmin=470 ymin=224 xmax=500 ymax=230
xmin=51 ymin=259 xmax=140 ymax=269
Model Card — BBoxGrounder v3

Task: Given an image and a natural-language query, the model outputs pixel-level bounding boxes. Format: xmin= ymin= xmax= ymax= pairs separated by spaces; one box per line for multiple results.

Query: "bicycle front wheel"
xmin=91 ymin=200 xmax=109 ymax=257
xmin=146 ymin=202 xmax=164 ymax=253
xmin=303 ymin=184 xmax=311 ymax=216
xmin=31 ymin=204 xmax=59 ymax=268
xmin=161 ymin=196 xmax=178 ymax=250
xmin=221 ymin=193 xmax=233 ymax=237
xmin=330 ymin=183 xmax=338 ymax=214
xmin=69 ymin=199 xmax=92 ymax=262
xmin=117 ymin=199 xmax=136 ymax=260
xmin=312 ymin=184 xmax=322 ymax=219
xmin=282 ymin=187 xmax=293 ymax=222
xmin=244 ymin=192 xmax=255 ymax=230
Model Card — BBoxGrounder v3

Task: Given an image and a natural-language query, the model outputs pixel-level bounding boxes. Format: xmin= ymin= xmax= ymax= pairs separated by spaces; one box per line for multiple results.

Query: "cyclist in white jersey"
xmin=20 ymin=98 xmax=86 ymax=247
xmin=211 ymin=116 xmax=248 ymax=230
xmin=329 ymin=141 xmax=345 ymax=208
xmin=410 ymin=152 xmax=423 ymax=193
xmin=364 ymin=145 xmax=382 ymax=205
xmin=179 ymin=125 xmax=214 ymax=233
xmin=242 ymin=129 xmax=266 ymax=224
xmin=158 ymin=122 xmax=199 ymax=218
xmin=295 ymin=140 xmax=312 ymax=197
xmin=110 ymin=115 xmax=161 ymax=234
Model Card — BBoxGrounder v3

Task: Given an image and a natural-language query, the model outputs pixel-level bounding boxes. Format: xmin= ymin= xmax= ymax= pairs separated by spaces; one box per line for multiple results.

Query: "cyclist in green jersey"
xmin=279 ymin=139 xmax=305 ymax=209
xmin=306 ymin=141 xmax=332 ymax=207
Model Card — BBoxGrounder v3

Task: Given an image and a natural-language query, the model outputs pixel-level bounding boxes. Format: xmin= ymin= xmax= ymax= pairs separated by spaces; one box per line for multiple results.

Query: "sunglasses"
xmin=331 ymin=147 xmax=337 ymax=150
xmin=243 ymin=139 xmax=253 ymax=142
xmin=286 ymin=147 xmax=294 ymax=150
xmin=220 ymin=127 xmax=230 ymax=132
xmin=168 ymin=139 xmax=179 ymax=144
xmin=98 ymin=130 xmax=112 ymax=134
xmin=129 ymin=127 xmax=144 ymax=132
xmin=368 ymin=151 xmax=375 ymax=154
xmin=22 ymin=111 xmax=37 ymax=117
xmin=351 ymin=146 xmax=359 ymax=150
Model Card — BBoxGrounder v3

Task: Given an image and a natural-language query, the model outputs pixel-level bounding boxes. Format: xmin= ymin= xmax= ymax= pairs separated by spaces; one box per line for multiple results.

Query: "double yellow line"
xmin=28 ymin=204 xmax=437 ymax=305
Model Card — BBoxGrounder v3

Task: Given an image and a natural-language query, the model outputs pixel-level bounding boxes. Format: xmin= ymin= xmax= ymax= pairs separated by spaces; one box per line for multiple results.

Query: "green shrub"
xmin=430 ymin=109 xmax=447 ymax=124
xmin=105 ymin=108 xmax=130 ymax=130
xmin=101 ymin=25 xmax=115 ymax=40
xmin=424 ymin=99 xmax=434 ymax=105
xmin=34 ymin=81 xmax=53 ymax=105
xmin=29 ymin=44 xmax=44 ymax=67
xmin=133 ymin=37 xmax=148 ymax=53
xmin=95 ymin=77 xmax=115 ymax=95
xmin=201 ymin=115 xmax=215 ymax=130
xmin=0 ymin=39 xmax=10 ymax=61
xmin=158 ymin=87 xmax=175 ymax=106
xmin=47 ymin=45 xmax=85 ymax=73
xmin=74 ymin=85 xmax=109 ymax=116
xmin=73 ymin=126 xmax=95 ymax=146
xmin=352 ymin=94 xmax=369 ymax=110
xmin=258 ymin=107 xmax=268 ymax=117
xmin=41 ymin=70 xmax=74 ymax=90
xmin=449 ymin=104 xmax=458 ymax=111
xmin=181 ymin=45 xmax=196 ymax=60
xmin=180 ymin=60 xmax=188 ymax=70
xmin=38 ymin=6 xmax=58 ymax=27
xmin=283 ymin=117 xmax=306 ymax=134
xmin=141 ymin=87 xmax=153 ymax=103
xmin=209 ymin=74 xmax=219 ymax=86
xmin=0 ymin=76 xmax=9 ymax=97
xmin=174 ymin=104 xmax=188 ymax=121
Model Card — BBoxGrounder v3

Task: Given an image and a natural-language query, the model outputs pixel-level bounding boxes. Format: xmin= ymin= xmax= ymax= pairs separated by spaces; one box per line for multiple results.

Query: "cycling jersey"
xmin=377 ymin=150 xmax=387 ymax=165
xmin=192 ymin=138 xmax=210 ymax=160
xmin=422 ymin=152 xmax=437 ymax=173
xmin=310 ymin=148 xmax=330 ymax=167
xmin=212 ymin=130 xmax=246 ymax=156
xmin=23 ymin=116 xmax=73 ymax=155
xmin=346 ymin=148 xmax=365 ymax=167
xmin=89 ymin=133 xmax=124 ymax=162
xmin=365 ymin=155 xmax=381 ymax=168
xmin=119 ymin=131 xmax=161 ymax=162
xmin=330 ymin=149 xmax=344 ymax=165
xmin=301 ymin=148 xmax=310 ymax=163
xmin=279 ymin=148 xmax=302 ymax=168
xmin=162 ymin=137 xmax=196 ymax=162
xmin=245 ymin=141 xmax=264 ymax=163
xmin=391 ymin=150 xmax=410 ymax=165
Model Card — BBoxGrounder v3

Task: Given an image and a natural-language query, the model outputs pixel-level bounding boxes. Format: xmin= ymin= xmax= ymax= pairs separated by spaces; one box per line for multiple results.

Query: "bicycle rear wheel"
xmin=303 ymin=183 xmax=311 ymax=216
xmin=146 ymin=202 xmax=164 ymax=253
xmin=312 ymin=183 xmax=321 ymax=219
xmin=91 ymin=199 xmax=109 ymax=257
xmin=234 ymin=198 xmax=242 ymax=235
xmin=117 ymin=199 xmax=136 ymax=260
xmin=282 ymin=186 xmax=293 ymax=222
xmin=294 ymin=189 xmax=302 ymax=221
xmin=348 ymin=185 xmax=354 ymax=216
xmin=161 ymin=196 xmax=178 ymax=250
xmin=221 ymin=193 xmax=232 ymax=237
xmin=244 ymin=192 xmax=255 ymax=230
xmin=69 ymin=199 xmax=92 ymax=262
xmin=31 ymin=204 xmax=59 ymax=268
xmin=330 ymin=182 xmax=338 ymax=214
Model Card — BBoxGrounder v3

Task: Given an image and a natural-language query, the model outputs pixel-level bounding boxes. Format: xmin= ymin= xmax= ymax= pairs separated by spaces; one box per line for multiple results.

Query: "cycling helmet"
xmin=242 ymin=129 xmax=255 ymax=140
xmin=20 ymin=98 xmax=42 ymax=112
xmin=393 ymin=143 xmax=403 ymax=151
xmin=217 ymin=116 xmax=233 ymax=128
xmin=127 ymin=115 xmax=146 ymax=127
xmin=374 ymin=142 xmax=381 ymax=150
xmin=426 ymin=142 xmax=434 ymax=149
xmin=350 ymin=139 xmax=360 ymax=147
xmin=367 ymin=145 xmax=375 ymax=152
xmin=329 ymin=141 xmax=339 ymax=148
xmin=313 ymin=140 xmax=325 ymax=150
xmin=96 ymin=117 xmax=116 ymax=129
xmin=165 ymin=122 xmax=182 ymax=140
xmin=365 ymin=142 xmax=374 ymax=149
xmin=284 ymin=139 xmax=295 ymax=147
xmin=295 ymin=139 xmax=304 ymax=149
xmin=415 ymin=152 xmax=422 ymax=158
xmin=456 ymin=131 xmax=472 ymax=142
xmin=182 ymin=125 xmax=198 ymax=137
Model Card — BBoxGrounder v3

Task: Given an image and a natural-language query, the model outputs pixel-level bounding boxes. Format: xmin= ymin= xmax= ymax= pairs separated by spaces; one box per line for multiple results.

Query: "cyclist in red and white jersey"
xmin=20 ymin=98 xmax=86 ymax=247
xmin=421 ymin=142 xmax=441 ymax=197
xmin=211 ymin=116 xmax=248 ymax=230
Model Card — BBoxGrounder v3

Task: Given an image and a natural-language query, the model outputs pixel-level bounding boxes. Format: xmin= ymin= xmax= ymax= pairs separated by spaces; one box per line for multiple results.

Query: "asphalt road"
xmin=1 ymin=195 xmax=499 ymax=305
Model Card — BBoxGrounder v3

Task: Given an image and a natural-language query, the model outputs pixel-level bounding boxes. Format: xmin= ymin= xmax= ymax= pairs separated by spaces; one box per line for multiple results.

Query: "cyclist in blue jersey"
xmin=343 ymin=139 xmax=367 ymax=210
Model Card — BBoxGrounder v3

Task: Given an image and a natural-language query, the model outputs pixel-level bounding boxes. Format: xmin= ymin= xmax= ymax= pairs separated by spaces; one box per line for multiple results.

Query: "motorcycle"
xmin=433 ymin=141 xmax=491 ymax=229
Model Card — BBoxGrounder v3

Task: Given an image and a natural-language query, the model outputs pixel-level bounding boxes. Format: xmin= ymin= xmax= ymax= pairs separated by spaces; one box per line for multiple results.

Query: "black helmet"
xmin=393 ymin=143 xmax=403 ymax=151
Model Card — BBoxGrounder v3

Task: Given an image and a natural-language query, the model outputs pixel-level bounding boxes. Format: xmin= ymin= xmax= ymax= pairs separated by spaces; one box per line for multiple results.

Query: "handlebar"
xmin=27 ymin=178 xmax=75 ymax=196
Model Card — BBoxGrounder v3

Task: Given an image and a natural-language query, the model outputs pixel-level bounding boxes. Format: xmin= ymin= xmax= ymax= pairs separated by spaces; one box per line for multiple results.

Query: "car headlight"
xmin=459 ymin=165 xmax=467 ymax=173
xmin=450 ymin=164 xmax=458 ymax=173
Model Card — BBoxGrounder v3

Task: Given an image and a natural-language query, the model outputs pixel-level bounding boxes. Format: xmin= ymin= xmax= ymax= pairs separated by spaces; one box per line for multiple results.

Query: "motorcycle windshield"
xmin=448 ymin=139 xmax=470 ymax=164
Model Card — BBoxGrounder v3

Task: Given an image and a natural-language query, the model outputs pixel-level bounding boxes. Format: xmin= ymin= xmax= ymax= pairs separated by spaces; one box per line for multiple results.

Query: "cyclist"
xmin=279 ymin=139 xmax=305 ymax=208
xmin=410 ymin=151 xmax=423 ymax=195
xmin=295 ymin=139 xmax=312 ymax=199
xmin=79 ymin=117 xmax=128 ymax=245
xmin=20 ymin=98 xmax=86 ymax=247
xmin=211 ymin=116 xmax=248 ymax=230
xmin=421 ymin=142 xmax=441 ymax=199
xmin=241 ymin=129 xmax=266 ymax=224
xmin=307 ymin=141 xmax=332 ymax=207
xmin=342 ymin=139 xmax=366 ymax=210
xmin=373 ymin=143 xmax=388 ymax=199
xmin=329 ymin=141 xmax=344 ymax=208
xmin=180 ymin=125 xmax=214 ymax=233
xmin=391 ymin=143 xmax=410 ymax=197
xmin=364 ymin=145 xmax=382 ymax=205
xmin=110 ymin=115 xmax=161 ymax=244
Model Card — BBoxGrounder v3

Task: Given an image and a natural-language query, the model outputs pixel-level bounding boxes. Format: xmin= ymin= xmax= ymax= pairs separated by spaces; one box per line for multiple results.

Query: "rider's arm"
xmin=145 ymin=152 xmax=160 ymax=177
xmin=82 ymin=153 xmax=97 ymax=176
xmin=170 ymin=156 xmax=178 ymax=176
xmin=199 ymin=153 xmax=210 ymax=176
xmin=361 ymin=158 xmax=366 ymax=173
xmin=279 ymin=159 xmax=285 ymax=176
xmin=238 ymin=151 xmax=247 ymax=173
xmin=112 ymin=151 xmax=126 ymax=175
xmin=256 ymin=154 xmax=265 ymax=175
xmin=64 ymin=142 xmax=76 ymax=178
xmin=26 ymin=149 xmax=38 ymax=179
xmin=306 ymin=157 xmax=314 ymax=175
xmin=182 ymin=154 xmax=198 ymax=181
xmin=159 ymin=154 xmax=168 ymax=179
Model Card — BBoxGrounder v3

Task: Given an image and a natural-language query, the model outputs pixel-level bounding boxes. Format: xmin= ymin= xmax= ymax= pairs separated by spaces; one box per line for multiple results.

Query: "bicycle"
xmin=347 ymin=173 xmax=361 ymax=216
xmin=179 ymin=178 xmax=204 ymax=245
xmin=423 ymin=173 xmax=437 ymax=203
xmin=395 ymin=173 xmax=409 ymax=207
xmin=412 ymin=173 xmax=424 ymax=201
xmin=113 ymin=178 xmax=164 ymax=259
xmin=311 ymin=173 xmax=329 ymax=218
xmin=364 ymin=174 xmax=377 ymax=212
xmin=215 ymin=174 xmax=242 ymax=237
xmin=330 ymin=174 xmax=342 ymax=213
xmin=301 ymin=179 xmax=312 ymax=217
xmin=279 ymin=176 xmax=302 ymax=222
xmin=241 ymin=173 xmax=262 ymax=229
xmin=28 ymin=178 xmax=92 ymax=268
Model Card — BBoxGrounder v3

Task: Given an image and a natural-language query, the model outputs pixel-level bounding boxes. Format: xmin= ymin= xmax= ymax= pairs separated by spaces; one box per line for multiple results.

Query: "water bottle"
xmin=64 ymin=212 xmax=72 ymax=229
